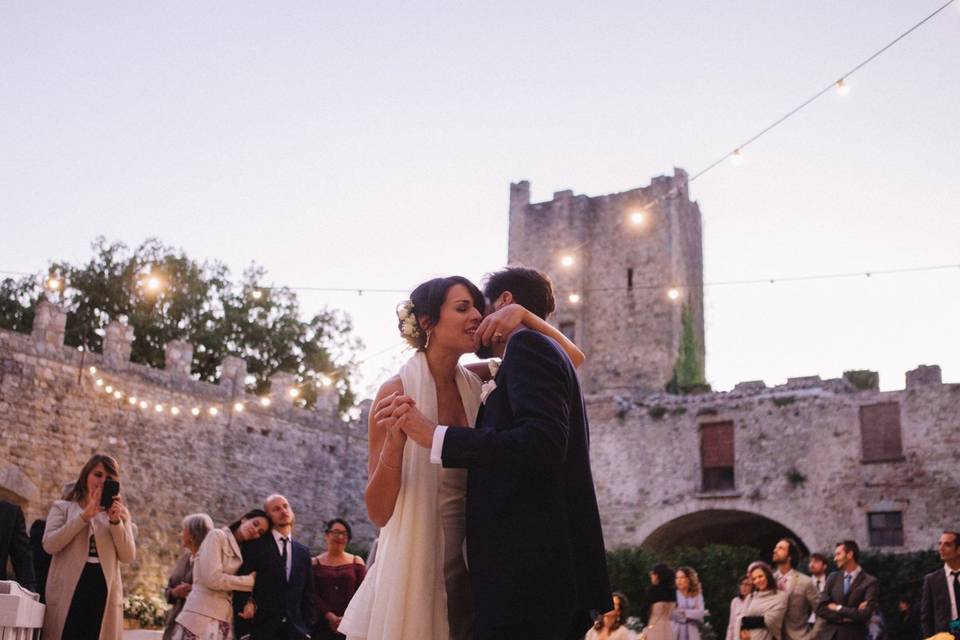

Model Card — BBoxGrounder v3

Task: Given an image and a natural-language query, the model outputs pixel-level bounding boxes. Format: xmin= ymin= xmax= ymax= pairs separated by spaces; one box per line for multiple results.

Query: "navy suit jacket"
xmin=0 ymin=500 xmax=35 ymax=592
xmin=442 ymin=329 xmax=612 ymax=631
xmin=235 ymin=533 xmax=315 ymax=639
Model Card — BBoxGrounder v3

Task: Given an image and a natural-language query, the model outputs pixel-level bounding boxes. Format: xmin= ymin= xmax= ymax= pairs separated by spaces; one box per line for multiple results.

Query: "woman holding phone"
xmin=42 ymin=453 xmax=136 ymax=640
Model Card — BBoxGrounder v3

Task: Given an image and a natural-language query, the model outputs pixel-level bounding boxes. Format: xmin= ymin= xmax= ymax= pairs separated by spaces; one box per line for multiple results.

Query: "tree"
xmin=0 ymin=237 xmax=362 ymax=414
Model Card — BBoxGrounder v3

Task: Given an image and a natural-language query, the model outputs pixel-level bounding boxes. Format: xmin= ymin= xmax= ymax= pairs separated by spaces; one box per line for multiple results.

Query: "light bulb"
xmin=836 ymin=79 xmax=850 ymax=96
xmin=568 ymin=293 xmax=581 ymax=304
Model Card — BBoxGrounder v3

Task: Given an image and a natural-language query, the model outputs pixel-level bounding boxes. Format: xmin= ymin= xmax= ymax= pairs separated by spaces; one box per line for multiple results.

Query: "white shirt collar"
xmin=843 ymin=566 xmax=862 ymax=580
xmin=272 ymin=528 xmax=291 ymax=543
xmin=945 ymin=563 xmax=960 ymax=577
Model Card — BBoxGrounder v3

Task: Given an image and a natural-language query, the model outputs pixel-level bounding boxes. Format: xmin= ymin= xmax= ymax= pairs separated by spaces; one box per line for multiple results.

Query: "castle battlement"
xmin=2 ymin=301 xmax=352 ymax=433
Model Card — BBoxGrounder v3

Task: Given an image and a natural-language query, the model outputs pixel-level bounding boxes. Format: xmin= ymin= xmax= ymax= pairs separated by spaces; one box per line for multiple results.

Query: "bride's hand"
xmin=376 ymin=394 xmax=413 ymax=450
xmin=474 ymin=304 xmax=527 ymax=349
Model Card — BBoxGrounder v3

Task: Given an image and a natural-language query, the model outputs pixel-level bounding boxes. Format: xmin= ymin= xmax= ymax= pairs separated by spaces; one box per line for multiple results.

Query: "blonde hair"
xmin=677 ymin=566 xmax=702 ymax=596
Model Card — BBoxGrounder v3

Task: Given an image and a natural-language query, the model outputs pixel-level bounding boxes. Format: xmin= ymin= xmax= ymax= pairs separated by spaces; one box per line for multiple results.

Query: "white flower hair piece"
xmin=396 ymin=299 xmax=421 ymax=347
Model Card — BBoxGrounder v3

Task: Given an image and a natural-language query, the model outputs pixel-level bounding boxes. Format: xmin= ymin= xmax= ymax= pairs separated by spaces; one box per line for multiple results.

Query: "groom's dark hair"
xmin=484 ymin=266 xmax=556 ymax=320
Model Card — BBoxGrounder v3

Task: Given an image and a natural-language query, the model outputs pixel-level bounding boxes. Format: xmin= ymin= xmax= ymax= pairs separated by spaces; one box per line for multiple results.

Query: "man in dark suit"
xmin=920 ymin=530 xmax=960 ymax=637
xmin=385 ymin=266 xmax=612 ymax=640
xmin=0 ymin=499 xmax=36 ymax=592
xmin=816 ymin=540 xmax=879 ymax=640
xmin=236 ymin=494 xmax=315 ymax=640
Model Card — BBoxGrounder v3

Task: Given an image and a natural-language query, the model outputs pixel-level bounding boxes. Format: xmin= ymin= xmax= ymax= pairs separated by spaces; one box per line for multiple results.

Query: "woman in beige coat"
xmin=170 ymin=509 xmax=269 ymax=640
xmin=739 ymin=562 xmax=788 ymax=640
xmin=42 ymin=454 xmax=136 ymax=640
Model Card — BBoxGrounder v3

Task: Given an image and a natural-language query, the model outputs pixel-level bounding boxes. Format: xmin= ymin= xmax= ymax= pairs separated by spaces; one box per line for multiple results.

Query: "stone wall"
xmin=508 ymin=169 xmax=704 ymax=394
xmin=0 ymin=302 xmax=372 ymax=595
xmin=588 ymin=368 xmax=960 ymax=554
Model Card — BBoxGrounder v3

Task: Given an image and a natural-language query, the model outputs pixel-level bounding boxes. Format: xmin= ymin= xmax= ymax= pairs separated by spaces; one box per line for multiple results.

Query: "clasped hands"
xmin=374 ymin=392 xmax=435 ymax=449
xmin=81 ymin=484 xmax=130 ymax=524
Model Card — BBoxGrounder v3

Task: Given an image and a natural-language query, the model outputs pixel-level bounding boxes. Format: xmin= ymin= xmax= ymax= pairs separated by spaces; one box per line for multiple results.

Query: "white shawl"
xmin=340 ymin=352 xmax=481 ymax=640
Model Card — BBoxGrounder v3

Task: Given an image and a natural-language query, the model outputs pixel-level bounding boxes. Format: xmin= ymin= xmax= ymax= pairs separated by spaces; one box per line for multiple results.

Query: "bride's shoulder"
xmin=374 ymin=375 xmax=404 ymax=400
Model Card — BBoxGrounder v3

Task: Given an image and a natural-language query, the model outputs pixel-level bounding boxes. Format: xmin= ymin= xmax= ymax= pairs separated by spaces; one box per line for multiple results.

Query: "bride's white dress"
xmin=339 ymin=352 xmax=481 ymax=640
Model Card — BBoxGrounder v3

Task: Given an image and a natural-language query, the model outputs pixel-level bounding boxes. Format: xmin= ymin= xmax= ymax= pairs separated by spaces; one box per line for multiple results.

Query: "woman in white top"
xmin=339 ymin=275 xmax=583 ymax=640
xmin=726 ymin=576 xmax=755 ymax=640
xmin=171 ymin=509 xmax=270 ymax=640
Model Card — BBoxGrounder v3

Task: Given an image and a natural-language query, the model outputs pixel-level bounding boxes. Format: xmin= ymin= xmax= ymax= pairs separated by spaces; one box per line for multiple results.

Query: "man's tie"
xmin=951 ymin=571 xmax=959 ymax=616
xmin=281 ymin=536 xmax=289 ymax=580
xmin=843 ymin=574 xmax=852 ymax=596
xmin=816 ymin=578 xmax=823 ymax=592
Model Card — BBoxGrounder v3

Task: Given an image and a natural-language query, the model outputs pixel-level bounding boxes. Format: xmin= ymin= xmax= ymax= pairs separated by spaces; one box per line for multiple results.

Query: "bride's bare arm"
xmin=364 ymin=377 xmax=406 ymax=528
xmin=473 ymin=304 xmax=585 ymax=369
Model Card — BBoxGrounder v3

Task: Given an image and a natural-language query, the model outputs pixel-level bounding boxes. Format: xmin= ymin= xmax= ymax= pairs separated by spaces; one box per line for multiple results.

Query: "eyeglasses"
xmin=325 ymin=530 xmax=348 ymax=537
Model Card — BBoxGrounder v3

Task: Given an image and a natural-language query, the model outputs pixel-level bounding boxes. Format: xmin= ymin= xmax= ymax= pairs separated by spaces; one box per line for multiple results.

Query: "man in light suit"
xmin=773 ymin=537 xmax=821 ymax=640
xmin=920 ymin=530 xmax=960 ymax=637
xmin=816 ymin=540 xmax=879 ymax=640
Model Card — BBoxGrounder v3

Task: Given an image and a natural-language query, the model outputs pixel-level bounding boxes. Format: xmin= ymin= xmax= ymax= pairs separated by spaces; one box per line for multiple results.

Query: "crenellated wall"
xmin=0 ymin=302 xmax=372 ymax=595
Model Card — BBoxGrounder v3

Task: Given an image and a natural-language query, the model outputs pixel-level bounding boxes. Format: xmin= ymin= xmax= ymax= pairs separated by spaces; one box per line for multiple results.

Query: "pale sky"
xmin=2 ymin=1 xmax=958 ymax=398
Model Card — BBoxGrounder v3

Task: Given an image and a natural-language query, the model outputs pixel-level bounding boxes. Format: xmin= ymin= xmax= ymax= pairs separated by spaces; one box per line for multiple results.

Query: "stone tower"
xmin=507 ymin=168 xmax=705 ymax=393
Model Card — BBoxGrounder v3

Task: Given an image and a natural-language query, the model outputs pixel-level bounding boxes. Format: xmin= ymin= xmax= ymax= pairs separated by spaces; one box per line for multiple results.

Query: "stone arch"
xmin=636 ymin=504 xmax=817 ymax=555
xmin=0 ymin=463 xmax=40 ymax=508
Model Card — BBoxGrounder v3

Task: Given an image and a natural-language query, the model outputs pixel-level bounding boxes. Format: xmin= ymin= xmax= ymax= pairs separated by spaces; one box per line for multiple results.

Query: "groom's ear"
xmin=494 ymin=291 xmax=514 ymax=310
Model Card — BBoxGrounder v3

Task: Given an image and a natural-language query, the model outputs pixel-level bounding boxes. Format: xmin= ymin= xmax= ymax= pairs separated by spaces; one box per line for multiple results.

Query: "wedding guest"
xmin=312 ymin=518 xmax=366 ymax=639
xmin=816 ymin=540 xmax=879 ymax=640
xmin=772 ymin=538 xmax=820 ymax=640
xmin=586 ymin=592 xmax=632 ymax=640
xmin=739 ymin=561 xmax=787 ymax=640
xmin=171 ymin=509 xmax=269 ymax=640
xmin=727 ymin=576 xmax=755 ymax=640
xmin=643 ymin=563 xmax=677 ymax=640
xmin=920 ymin=531 xmax=960 ymax=638
xmin=162 ymin=513 xmax=214 ymax=640
xmin=29 ymin=519 xmax=51 ymax=602
xmin=0 ymin=499 xmax=35 ymax=591
xmin=673 ymin=566 xmax=707 ymax=640
xmin=42 ymin=454 xmax=137 ymax=640
xmin=891 ymin=596 xmax=921 ymax=640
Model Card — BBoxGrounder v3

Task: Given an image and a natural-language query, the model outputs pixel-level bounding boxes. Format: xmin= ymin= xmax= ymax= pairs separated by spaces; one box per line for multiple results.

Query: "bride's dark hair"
xmin=400 ymin=276 xmax=484 ymax=350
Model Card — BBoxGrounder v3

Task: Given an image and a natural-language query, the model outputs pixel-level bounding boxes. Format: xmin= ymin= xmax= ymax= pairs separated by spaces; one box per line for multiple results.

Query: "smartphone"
xmin=100 ymin=478 xmax=120 ymax=509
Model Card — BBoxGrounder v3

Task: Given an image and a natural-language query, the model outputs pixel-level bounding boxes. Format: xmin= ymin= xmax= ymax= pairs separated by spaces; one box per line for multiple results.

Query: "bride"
xmin=338 ymin=275 xmax=583 ymax=640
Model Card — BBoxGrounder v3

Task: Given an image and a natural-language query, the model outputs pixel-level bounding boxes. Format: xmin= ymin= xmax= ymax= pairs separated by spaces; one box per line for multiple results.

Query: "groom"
xmin=379 ymin=266 xmax=612 ymax=640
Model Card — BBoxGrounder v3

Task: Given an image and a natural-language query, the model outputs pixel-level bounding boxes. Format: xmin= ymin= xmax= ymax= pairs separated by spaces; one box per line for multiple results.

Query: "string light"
xmin=730 ymin=149 xmax=744 ymax=166
xmin=568 ymin=293 xmax=581 ymax=304
xmin=139 ymin=400 xmax=148 ymax=409
xmin=233 ymin=402 xmax=244 ymax=412
xmin=560 ymin=255 xmax=575 ymax=268
xmin=289 ymin=388 xmax=300 ymax=398
xmin=667 ymin=288 xmax=681 ymax=301
xmin=260 ymin=397 xmax=271 ymax=407
xmin=154 ymin=404 xmax=163 ymax=413
xmin=105 ymin=385 xmax=113 ymax=393
xmin=96 ymin=379 xmax=104 ymax=387
xmin=251 ymin=290 xmax=263 ymax=300
xmin=629 ymin=211 xmax=645 ymax=226
xmin=113 ymin=391 xmax=123 ymax=399
xmin=170 ymin=407 xmax=181 ymax=416
xmin=89 ymin=366 xmax=97 ymax=374
xmin=208 ymin=407 xmax=219 ymax=416
xmin=146 ymin=276 xmax=162 ymax=292
xmin=835 ymin=79 xmax=850 ymax=96
xmin=47 ymin=277 xmax=61 ymax=291
xmin=191 ymin=407 xmax=201 ymax=416
xmin=318 ymin=374 xmax=333 ymax=387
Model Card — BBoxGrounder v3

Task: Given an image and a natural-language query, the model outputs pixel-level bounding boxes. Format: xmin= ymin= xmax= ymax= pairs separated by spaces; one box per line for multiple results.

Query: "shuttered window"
xmin=701 ymin=421 xmax=735 ymax=491
xmin=859 ymin=402 xmax=904 ymax=462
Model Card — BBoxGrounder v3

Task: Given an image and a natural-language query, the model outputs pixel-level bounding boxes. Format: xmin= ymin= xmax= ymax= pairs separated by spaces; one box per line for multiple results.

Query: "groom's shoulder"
xmin=507 ymin=329 xmax=570 ymax=366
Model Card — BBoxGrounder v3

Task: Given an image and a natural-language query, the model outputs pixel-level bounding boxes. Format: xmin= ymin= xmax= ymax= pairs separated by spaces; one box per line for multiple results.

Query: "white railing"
xmin=0 ymin=581 xmax=44 ymax=640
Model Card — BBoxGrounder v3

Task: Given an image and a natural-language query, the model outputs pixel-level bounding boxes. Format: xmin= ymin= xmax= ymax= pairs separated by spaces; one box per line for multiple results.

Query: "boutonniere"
xmin=480 ymin=358 xmax=502 ymax=405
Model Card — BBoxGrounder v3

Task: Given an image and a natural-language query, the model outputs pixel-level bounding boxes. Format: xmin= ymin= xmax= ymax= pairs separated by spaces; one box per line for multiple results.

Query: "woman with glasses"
xmin=312 ymin=518 xmax=366 ymax=639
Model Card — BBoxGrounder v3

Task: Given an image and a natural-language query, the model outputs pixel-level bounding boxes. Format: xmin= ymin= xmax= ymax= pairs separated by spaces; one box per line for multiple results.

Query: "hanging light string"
xmin=688 ymin=0 xmax=957 ymax=182
xmin=3 ymin=260 xmax=960 ymax=298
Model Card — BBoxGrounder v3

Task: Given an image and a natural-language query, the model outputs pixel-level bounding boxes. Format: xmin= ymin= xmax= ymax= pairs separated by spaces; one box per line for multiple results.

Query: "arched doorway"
xmin=641 ymin=509 xmax=809 ymax=555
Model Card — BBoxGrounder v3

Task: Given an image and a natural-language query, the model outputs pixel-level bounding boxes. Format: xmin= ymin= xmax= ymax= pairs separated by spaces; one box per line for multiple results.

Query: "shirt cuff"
xmin=430 ymin=425 xmax=448 ymax=464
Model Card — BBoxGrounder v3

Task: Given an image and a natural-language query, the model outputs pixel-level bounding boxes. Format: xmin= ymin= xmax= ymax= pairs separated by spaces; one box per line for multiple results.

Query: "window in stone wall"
xmin=700 ymin=421 xmax=735 ymax=492
xmin=627 ymin=268 xmax=634 ymax=291
xmin=859 ymin=402 xmax=904 ymax=462
xmin=559 ymin=321 xmax=576 ymax=343
xmin=868 ymin=511 xmax=904 ymax=546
